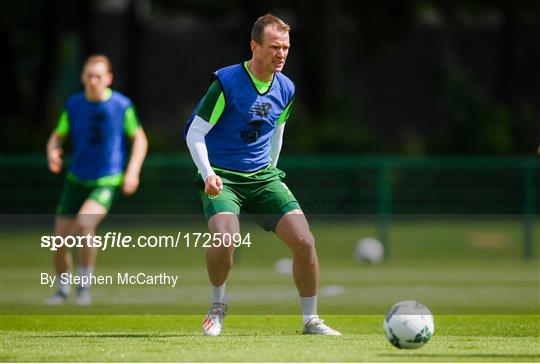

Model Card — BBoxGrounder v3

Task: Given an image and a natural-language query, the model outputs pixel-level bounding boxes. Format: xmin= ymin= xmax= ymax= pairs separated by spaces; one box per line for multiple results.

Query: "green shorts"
xmin=195 ymin=165 xmax=301 ymax=231
xmin=56 ymin=178 xmax=118 ymax=216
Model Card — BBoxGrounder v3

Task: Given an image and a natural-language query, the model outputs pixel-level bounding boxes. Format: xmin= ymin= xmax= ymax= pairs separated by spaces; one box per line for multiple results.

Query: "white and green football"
xmin=383 ymin=300 xmax=434 ymax=349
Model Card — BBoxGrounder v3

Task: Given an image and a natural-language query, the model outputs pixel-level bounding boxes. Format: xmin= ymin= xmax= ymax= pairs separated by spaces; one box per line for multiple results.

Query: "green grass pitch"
xmin=1 ymin=217 xmax=539 ymax=361
xmin=2 ymin=315 xmax=539 ymax=362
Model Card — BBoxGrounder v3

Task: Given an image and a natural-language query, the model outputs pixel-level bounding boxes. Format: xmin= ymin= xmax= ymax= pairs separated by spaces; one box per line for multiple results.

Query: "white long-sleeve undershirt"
xmin=185 ymin=115 xmax=215 ymax=181
xmin=185 ymin=115 xmax=285 ymax=180
xmin=270 ymin=122 xmax=285 ymax=167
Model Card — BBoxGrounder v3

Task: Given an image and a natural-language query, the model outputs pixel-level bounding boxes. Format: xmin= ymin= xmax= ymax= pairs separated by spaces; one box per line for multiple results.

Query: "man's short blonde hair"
xmin=251 ymin=13 xmax=290 ymax=44
xmin=83 ymin=54 xmax=112 ymax=73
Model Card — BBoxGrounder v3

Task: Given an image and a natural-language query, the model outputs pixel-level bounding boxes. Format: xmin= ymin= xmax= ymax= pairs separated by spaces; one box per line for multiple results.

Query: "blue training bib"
xmin=186 ymin=64 xmax=295 ymax=172
xmin=66 ymin=91 xmax=132 ymax=180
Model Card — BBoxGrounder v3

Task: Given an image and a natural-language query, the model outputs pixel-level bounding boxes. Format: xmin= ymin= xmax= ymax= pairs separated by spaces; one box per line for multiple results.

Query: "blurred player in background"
xmin=185 ymin=14 xmax=341 ymax=336
xmin=45 ymin=54 xmax=148 ymax=305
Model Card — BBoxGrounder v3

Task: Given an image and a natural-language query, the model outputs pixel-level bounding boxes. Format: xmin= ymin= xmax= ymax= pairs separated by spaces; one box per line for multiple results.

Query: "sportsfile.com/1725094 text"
xmin=40 ymin=232 xmax=252 ymax=251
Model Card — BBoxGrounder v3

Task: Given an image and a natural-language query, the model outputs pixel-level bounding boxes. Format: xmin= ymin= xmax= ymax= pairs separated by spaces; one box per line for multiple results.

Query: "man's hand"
xmin=123 ymin=128 xmax=147 ymax=196
xmin=122 ymin=172 xmax=140 ymax=195
xmin=47 ymin=148 xmax=63 ymax=174
xmin=205 ymin=175 xmax=223 ymax=196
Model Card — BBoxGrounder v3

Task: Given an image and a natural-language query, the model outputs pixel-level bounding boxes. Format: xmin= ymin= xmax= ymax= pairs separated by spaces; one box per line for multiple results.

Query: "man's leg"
xmin=74 ymin=199 xmax=108 ymax=305
xmin=275 ymin=209 xmax=341 ymax=336
xmin=53 ymin=217 xmax=76 ymax=275
xmin=207 ymin=212 xmax=240 ymax=286
xmin=45 ymin=217 xmax=76 ymax=304
xmin=275 ymin=209 xmax=318 ymax=297
xmin=202 ymin=212 xmax=239 ymax=336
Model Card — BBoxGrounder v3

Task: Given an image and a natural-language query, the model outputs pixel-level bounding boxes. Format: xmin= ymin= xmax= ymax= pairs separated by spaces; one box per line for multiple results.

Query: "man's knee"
xmin=206 ymin=245 xmax=236 ymax=267
xmin=75 ymin=216 xmax=99 ymax=235
xmin=55 ymin=217 xmax=75 ymax=236
xmin=76 ymin=200 xmax=107 ymax=234
xmin=209 ymin=213 xmax=239 ymax=234
xmin=290 ymin=231 xmax=316 ymax=254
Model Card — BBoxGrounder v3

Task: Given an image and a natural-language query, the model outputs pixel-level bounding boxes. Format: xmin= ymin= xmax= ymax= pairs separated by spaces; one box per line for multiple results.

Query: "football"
xmin=274 ymin=257 xmax=293 ymax=275
xmin=355 ymin=237 xmax=384 ymax=263
xmin=383 ymin=300 xmax=434 ymax=349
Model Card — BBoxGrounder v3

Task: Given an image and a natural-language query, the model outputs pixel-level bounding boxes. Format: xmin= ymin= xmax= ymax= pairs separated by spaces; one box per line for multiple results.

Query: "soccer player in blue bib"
xmin=185 ymin=14 xmax=341 ymax=336
xmin=45 ymin=55 xmax=148 ymax=305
